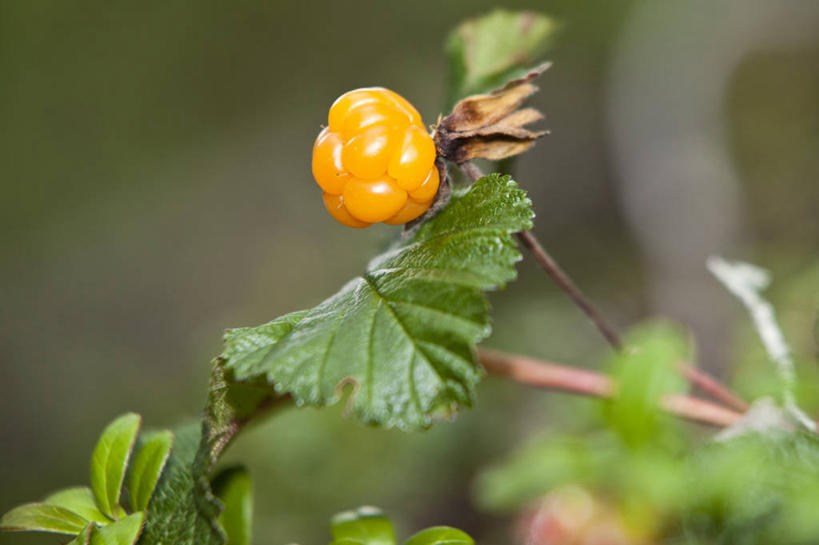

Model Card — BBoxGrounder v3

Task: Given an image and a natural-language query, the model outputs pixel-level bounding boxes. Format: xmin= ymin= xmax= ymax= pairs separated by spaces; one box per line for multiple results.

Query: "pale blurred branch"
xmin=707 ymin=256 xmax=816 ymax=430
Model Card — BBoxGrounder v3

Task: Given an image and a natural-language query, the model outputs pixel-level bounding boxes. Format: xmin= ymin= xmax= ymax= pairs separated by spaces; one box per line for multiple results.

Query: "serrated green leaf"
xmin=68 ymin=523 xmax=95 ymax=545
xmin=44 ymin=487 xmax=109 ymax=524
xmin=212 ymin=466 xmax=252 ymax=545
xmin=446 ymin=9 xmax=558 ymax=106
xmin=90 ymin=512 xmax=144 ymax=545
xmin=330 ymin=507 xmax=395 ymax=545
xmin=0 ymin=503 xmax=88 ymax=535
xmin=128 ymin=430 xmax=173 ymax=513
xmin=138 ymin=423 xmax=224 ymax=545
xmin=221 ymin=174 xmax=533 ymax=430
xmin=90 ymin=413 xmax=142 ymax=518
xmin=605 ymin=322 xmax=689 ymax=446
xmin=404 ymin=527 xmax=473 ymax=545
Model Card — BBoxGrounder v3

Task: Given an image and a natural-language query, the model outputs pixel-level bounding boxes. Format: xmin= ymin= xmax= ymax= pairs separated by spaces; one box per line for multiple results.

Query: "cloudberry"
xmin=312 ymin=88 xmax=439 ymax=227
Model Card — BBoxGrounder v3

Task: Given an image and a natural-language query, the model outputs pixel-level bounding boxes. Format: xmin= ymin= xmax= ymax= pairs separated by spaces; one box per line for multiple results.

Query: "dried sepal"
xmin=434 ymin=63 xmax=550 ymax=164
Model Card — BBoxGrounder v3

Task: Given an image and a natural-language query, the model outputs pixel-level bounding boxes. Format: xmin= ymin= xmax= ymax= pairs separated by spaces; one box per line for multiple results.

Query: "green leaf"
xmin=404 ymin=527 xmax=473 ymax=545
xmin=0 ymin=503 xmax=88 ymax=535
xmin=44 ymin=487 xmax=109 ymax=524
xmin=446 ymin=9 xmax=558 ymax=106
xmin=138 ymin=422 xmax=224 ymax=545
xmin=90 ymin=413 xmax=142 ymax=518
xmin=220 ymin=174 xmax=533 ymax=430
xmin=90 ymin=512 xmax=144 ymax=545
xmin=605 ymin=322 xmax=689 ymax=446
xmin=330 ymin=507 xmax=395 ymax=545
xmin=68 ymin=523 xmax=95 ymax=545
xmin=128 ymin=430 xmax=174 ymax=512
xmin=212 ymin=466 xmax=253 ymax=545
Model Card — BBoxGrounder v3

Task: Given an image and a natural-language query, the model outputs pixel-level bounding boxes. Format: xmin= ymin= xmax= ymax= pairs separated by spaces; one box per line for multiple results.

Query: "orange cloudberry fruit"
xmin=312 ymin=88 xmax=439 ymax=227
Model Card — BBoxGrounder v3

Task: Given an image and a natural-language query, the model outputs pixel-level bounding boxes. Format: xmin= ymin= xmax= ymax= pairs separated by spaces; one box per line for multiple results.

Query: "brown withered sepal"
xmin=433 ymin=63 xmax=551 ymax=164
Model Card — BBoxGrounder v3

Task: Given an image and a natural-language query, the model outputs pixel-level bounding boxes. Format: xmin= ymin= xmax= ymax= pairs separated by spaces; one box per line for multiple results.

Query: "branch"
xmin=459 ymin=161 xmax=622 ymax=349
xmin=707 ymin=256 xmax=815 ymax=430
xmin=478 ymin=348 xmax=743 ymax=428
xmin=677 ymin=362 xmax=749 ymax=412
xmin=210 ymin=394 xmax=292 ymax=462
xmin=458 ymin=161 xmax=750 ymax=414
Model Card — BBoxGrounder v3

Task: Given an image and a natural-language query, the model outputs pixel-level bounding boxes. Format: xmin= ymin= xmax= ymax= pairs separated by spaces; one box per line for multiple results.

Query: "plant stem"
xmin=516 ymin=229 xmax=622 ymax=348
xmin=677 ymin=363 xmax=749 ymax=412
xmin=459 ymin=161 xmax=622 ymax=349
xmin=459 ymin=160 xmax=749 ymax=412
xmin=210 ymin=394 xmax=292 ymax=462
xmin=478 ymin=348 xmax=742 ymax=427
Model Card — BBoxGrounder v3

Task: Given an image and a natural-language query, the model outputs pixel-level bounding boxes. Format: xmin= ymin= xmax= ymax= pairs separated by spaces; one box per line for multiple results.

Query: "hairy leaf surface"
xmin=139 ymin=423 xmax=223 ymax=545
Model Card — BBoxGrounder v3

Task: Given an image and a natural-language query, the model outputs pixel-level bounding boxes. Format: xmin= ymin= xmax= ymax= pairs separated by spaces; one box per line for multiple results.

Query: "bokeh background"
xmin=2 ymin=1 xmax=818 ymax=544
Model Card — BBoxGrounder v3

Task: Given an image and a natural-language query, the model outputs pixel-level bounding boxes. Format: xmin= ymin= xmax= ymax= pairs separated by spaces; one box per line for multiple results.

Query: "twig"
xmin=459 ymin=161 xmax=622 ymax=349
xmin=210 ymin=394 xmax=292 ymax=462
xmin=707 ymin=256 xmax=816 ymax=430
xmin=677 ymin=362 xmax=749 ymax=412
xmin=478 ymin=348 xmax=743 ymax=428
xmin=516 ymin=230 xmax=623 ymax=349
xmin=459 ymin=161 xmax=749 ymax=413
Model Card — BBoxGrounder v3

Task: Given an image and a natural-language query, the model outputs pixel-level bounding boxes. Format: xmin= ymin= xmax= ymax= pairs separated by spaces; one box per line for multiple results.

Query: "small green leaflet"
xmin=128 ymin=430 xmax=173 ymax=512
xmin=220 ymin=174 xmax=533 ymax=429
xmin=327 ymin=507 xmax=474 ymax=545
xmin=0 ymin=503 xmax=89 ymax=535
xmin=1 ymin=413 xmax=174 ymax=544
xmin=446 ymin=9 xmax=558 ymax=106
xmin=68 ymin=523 xmax=95 ymax=545
xmin=404 ymin=527 xmax=474 ymax=545
xmin=330 ymin=507 xmax=396 ymax=545
xmin=212 ymin=466 xmax=253 ymax=545
xmin=44 ymin=487 xmax=109 ymax=524
xmin=90 ymin=512 xmax=144 ymax=545
xmin=90 ymin=413 xmax=141 ymax=518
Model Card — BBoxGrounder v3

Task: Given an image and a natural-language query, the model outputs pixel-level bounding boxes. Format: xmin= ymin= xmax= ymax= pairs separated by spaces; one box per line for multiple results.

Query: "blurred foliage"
xmin=446 ymin=10 xmax=559 ymax=106
xmin=604 ymin=322 xmax=689 ymax=447
xmin=478 ymin=428 xmax=819 ymax=544
xmin=477 ymin=323 xmax=819 ymax=544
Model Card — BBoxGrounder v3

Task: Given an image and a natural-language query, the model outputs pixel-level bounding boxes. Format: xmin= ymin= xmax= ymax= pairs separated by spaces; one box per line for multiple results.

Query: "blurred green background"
xmin=1 ymin=1 xmax=818 ymax=544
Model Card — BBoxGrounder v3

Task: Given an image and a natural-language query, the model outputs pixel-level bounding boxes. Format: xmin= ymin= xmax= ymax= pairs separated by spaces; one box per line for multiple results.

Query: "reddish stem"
xmin=677 ymin=363 xmax=750 ymax=412
xmin=460 ymin=161 xmax=622 ymax=349
xmin=478 ymin=348 xmax=743 ymax=428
